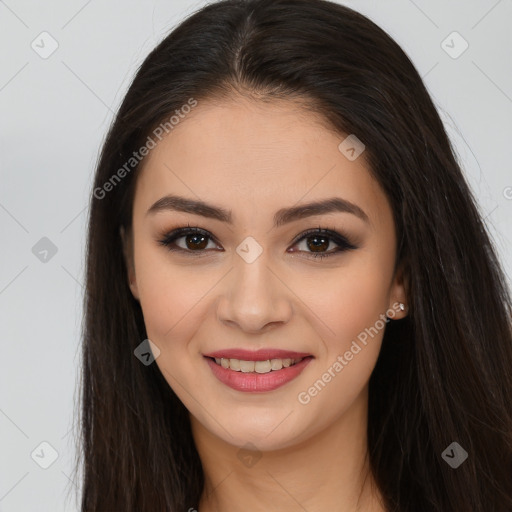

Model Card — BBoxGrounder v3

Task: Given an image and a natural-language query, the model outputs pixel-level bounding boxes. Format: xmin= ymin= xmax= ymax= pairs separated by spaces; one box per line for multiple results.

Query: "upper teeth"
xmin=214 ymin=357 xmax=304 ymax=373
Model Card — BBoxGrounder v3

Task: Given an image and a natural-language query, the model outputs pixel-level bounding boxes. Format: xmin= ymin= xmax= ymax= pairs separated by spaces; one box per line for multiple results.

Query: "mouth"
xmin=203 ymin=354 xmax=314 ymax=392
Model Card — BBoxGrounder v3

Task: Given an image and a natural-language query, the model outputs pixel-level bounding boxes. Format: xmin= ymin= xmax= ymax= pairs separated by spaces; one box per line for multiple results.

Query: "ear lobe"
xmin=389 ymin=263 xmax=408 ymax=319
xmin=120 ymin=225 xmax=140 ymax=300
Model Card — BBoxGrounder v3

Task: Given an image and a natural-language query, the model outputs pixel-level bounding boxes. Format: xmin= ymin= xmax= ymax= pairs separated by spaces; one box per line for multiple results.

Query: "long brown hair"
xmin=72 ymin=0 xmax=512 ymax=510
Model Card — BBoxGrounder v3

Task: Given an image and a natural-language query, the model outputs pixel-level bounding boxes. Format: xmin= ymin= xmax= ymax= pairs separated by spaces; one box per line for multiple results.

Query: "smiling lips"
xmin=203 ymin=349 xmax=313 ymax=392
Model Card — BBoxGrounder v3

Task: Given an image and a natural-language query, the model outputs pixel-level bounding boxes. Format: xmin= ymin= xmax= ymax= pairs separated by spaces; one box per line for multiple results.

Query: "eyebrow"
xmin=146 ymin=194 xmax=370 ymax=227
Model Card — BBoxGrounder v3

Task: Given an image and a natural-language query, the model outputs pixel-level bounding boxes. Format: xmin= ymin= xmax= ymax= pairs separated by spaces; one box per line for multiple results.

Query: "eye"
xmin=158 ymin=225 xmax=219 ymax=254
xmin=289 ymin=226 xmax=357 ymax=259
xmin=157 ymin=224 xmax=357 ymax=259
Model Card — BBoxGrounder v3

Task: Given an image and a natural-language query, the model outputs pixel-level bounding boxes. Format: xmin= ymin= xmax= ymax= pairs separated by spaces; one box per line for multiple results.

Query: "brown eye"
xmin=289 ymin=228 xmax=357 ymax=260
xmin=158 ymin=227 xmax=219 ymax=253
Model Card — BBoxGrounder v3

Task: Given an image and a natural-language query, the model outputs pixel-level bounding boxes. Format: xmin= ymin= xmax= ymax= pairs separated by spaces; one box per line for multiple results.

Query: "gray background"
xmin=1 ymin=0 xmax=511 ymax=510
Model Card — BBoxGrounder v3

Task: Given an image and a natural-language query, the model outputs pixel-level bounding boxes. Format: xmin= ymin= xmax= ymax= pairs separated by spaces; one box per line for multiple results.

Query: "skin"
xmin=121 ymin=95 xmax=408 ymax=512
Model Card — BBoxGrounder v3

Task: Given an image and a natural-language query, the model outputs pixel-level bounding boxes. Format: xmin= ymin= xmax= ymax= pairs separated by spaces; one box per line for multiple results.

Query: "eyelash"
xmin=157 ymin=223 xmax=358 ymax=260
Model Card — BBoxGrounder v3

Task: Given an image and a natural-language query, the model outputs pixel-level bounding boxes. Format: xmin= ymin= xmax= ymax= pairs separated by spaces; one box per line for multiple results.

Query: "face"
xmin=122 ymin=96 xmax=407 ymax=451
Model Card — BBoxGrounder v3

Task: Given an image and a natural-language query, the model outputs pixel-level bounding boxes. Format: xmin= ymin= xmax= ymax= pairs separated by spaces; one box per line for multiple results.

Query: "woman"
xmin=74 ymin=0 xmax=512 ymax=510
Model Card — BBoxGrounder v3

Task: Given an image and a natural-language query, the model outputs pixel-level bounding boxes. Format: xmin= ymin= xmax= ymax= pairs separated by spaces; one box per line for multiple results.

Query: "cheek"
xmin=302 ymin=256 xmax=392 ymax=345
xmin=133 ymin=242 xmax=210 ymax=349
xmin=135 ymin=260 xmax=211 ymax=389
xmin=297 ymin=256 xmax=391 ymax=399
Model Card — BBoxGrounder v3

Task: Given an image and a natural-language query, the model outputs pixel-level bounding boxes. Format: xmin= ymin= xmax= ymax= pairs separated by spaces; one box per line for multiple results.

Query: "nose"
xmin=216 ymin=251 xmax=293 ymax=334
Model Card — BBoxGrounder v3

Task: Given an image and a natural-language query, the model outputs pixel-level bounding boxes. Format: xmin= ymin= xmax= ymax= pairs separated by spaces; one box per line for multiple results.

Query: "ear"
xmin=120 ymin=225 xmax=140 ymax=301
xmin=388 ymin=262 xmax=408 ymax=320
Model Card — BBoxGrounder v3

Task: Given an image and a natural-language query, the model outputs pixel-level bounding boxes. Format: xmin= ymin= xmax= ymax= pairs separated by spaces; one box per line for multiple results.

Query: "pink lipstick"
xmin=203 ymin=349 xmax=313 ymax=392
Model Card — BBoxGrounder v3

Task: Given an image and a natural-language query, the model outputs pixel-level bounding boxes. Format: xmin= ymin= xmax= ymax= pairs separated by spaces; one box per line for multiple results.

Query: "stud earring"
xmin=399 ymin=303 xmax=405 ymax=311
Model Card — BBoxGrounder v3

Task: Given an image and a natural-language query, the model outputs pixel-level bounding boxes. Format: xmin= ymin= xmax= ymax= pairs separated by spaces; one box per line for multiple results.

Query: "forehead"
xmin=133 ymin=96 xmax=390 ymax=229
